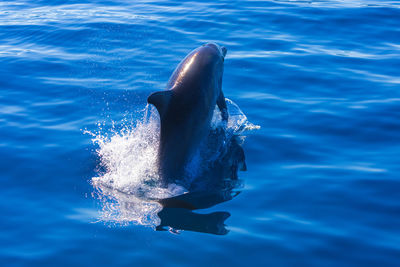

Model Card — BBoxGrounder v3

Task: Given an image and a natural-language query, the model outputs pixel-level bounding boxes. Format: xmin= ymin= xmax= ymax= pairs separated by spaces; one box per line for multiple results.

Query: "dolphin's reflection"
xmin=155 ymin=135 xmax=246 ymax=235
xmin=157 ymin=208 xmax=231 ymax=235
xmin=156 ymin=190 xmax=240 ymax=235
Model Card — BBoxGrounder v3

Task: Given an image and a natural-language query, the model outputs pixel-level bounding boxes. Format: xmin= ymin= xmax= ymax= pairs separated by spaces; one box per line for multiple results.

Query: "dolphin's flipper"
xmin=217 ymin=91 xmax=228 ymax=121
xmin=147 ymin=90 xmax=173 ymax=119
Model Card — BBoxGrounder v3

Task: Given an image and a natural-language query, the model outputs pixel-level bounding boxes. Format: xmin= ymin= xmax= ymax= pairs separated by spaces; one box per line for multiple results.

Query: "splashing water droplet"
xmin=85 ymin=98 xmax=259 ymax=227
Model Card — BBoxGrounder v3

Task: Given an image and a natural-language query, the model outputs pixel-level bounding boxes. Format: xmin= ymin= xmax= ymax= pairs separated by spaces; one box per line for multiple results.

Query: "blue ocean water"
xmin=1 ymin=0 xmax=400 ymax=266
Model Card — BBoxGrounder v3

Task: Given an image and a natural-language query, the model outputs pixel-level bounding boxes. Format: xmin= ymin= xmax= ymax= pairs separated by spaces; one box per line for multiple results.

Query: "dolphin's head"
xmin=200 ymin=43 xmax=227 ymax=92
xmin=167 ymin=43 xmax=227 ymax=89
xmin=203 ymin=43 xmax=227 ymax=59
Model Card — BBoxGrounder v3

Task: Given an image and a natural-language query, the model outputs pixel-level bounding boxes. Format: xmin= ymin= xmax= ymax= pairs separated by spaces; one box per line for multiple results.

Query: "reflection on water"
xmin=157 ymin=208 xmax=231 ymax=235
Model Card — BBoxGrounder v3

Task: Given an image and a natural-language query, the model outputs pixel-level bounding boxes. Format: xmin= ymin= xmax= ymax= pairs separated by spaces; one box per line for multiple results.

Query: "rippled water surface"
xmin=1 ymin=1 xmax=400 ymax=266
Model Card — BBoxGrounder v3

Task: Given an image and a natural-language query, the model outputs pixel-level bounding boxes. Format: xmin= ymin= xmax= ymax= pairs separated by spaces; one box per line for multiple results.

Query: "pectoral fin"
xmin=147 ymin=90 xmax=173 ymax=119
xmin=217 ymin=90 xmax=228 ymax=121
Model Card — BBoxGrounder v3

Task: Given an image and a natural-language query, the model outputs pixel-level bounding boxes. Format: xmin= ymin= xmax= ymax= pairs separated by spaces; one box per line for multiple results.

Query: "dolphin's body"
xmin=148 ymin=43 xmax=228 ymax=185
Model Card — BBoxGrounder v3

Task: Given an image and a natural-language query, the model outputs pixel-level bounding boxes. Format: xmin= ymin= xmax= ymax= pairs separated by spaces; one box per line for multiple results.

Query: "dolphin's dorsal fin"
xmin=147 ymin=90 xmax=173 ymax=118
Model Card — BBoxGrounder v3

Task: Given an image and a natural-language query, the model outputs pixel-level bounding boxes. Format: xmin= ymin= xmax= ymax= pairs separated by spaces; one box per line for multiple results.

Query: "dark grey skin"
xmin=148 ymin=43 xmax=228 ymax=185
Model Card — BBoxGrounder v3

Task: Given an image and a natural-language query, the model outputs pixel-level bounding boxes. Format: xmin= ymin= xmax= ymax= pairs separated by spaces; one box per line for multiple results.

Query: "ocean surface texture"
xmin=1 ymin=0 xmax=400 ymax=266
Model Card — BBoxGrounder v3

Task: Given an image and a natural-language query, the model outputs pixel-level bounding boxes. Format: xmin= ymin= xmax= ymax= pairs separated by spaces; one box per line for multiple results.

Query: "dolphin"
xmin=147 ymin=43 xmax=228 ymax=185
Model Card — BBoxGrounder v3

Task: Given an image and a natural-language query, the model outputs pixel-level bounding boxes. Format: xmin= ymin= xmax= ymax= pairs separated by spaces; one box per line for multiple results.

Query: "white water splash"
xmin=85 ymin=98 xmax=259 ymax=227
xmin=212 ymin=98 xmax=260 ymax=133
